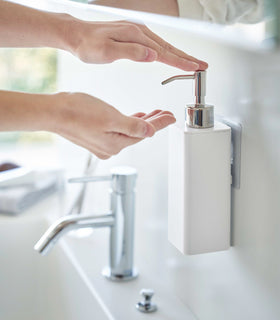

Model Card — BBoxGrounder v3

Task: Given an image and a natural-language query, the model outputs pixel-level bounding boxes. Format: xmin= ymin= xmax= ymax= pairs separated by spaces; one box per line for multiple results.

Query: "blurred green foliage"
xmin=0 ymin=48 xmax=57 ymax=93
xmin=0 ymin=48 xmax=57 ymax=143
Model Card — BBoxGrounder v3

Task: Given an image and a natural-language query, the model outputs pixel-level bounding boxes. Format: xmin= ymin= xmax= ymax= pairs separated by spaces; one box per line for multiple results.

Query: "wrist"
xmin=59 ymin=14 xmax=85 ymax=54
xmin=43 ymin=11 xmax=83 ymax=53
xmin=42 ymin=92 xmax=70 ymax=134
xmin=25 ymin=93 xmax=61 ymax=132
xmin=45 ymin=92 xmax=86 ymax=139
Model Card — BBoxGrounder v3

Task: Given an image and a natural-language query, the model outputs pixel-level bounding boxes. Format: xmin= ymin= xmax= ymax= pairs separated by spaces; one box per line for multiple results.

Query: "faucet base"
xmin=102 ymin=267 xmax=138 ymax=282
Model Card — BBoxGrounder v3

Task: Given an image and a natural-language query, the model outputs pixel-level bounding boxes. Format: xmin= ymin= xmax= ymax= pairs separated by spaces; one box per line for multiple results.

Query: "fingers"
xmin=105 ymin=111 xmax=176 ymax=153
xmin=156 ymin=47 xmax=200 ymax=71
xmin=110 ymin=42 xmax=157 ymax=62
xmin=140 ymin=109 xmax=177 ymax=131
xmin=131 ymin=112 xmax=146 ymax=118
xmin=141 ymin=109 xmax=174 ymax=120
xmin=64 ymin=109 xmax=176 ymax=159
xmin=148 ymin=113 xmax=176 ymax=131
xmin=112 ymin=114 xmax=155 ymax=138
xmin=131 ymin=110 xmax=173 ymax=120
xmin=130 ymin=110 xmax=176 ymax=131
xmin=138 ymin=24 xmax=208 ymax=70
xmin=112 ymin=21 xmax=207 ymax=71
xmin=123 ymin=110 xmax=176 ymax=140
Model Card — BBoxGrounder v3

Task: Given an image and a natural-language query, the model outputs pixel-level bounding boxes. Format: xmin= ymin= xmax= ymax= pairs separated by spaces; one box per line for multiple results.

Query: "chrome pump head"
xmin=162 ymin=71 xmax=214 ymax=129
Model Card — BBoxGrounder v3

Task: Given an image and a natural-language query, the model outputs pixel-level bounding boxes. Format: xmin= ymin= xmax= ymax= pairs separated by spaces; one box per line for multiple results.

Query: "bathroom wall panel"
xmin=58 ymin=23 xmax=280 ymax=320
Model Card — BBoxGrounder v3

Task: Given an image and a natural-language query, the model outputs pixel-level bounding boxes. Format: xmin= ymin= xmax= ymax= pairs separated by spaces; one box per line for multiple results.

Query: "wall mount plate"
xmin=216 ymin=116 xmax=242 ymax=189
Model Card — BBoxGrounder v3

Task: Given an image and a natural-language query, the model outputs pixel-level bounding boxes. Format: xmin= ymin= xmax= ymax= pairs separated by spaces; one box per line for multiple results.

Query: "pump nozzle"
xmin=162 ymin=71 xmax=206 ymax=105
xmin=161 ymin=71 xmax=213 ymax=129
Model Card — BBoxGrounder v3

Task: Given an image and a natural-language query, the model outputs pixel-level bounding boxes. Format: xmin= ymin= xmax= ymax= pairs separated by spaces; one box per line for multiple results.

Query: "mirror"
xmin=71 ymin=0 xmax=279 ymax=49
xmin=89 ymin=0 xmax=265 ymax=22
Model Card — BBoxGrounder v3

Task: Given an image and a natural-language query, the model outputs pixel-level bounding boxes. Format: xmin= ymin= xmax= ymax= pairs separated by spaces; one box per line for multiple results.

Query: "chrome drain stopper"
xmin=136 ymin=288 xmax=157 ymax=313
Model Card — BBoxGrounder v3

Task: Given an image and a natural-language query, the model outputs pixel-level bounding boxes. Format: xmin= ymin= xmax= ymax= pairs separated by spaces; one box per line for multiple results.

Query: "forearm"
xmin=0 ymin=90 xmax=177 ymax=159
xmin=0 ymin=90 xmax=58 ymax=132
xmin=0 ymin=0 xmax=74 ymax=50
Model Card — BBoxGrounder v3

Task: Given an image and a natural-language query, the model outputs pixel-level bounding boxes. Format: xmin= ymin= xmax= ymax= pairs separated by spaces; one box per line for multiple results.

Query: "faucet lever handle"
xmin=69 ymin=166 xmax=137 ymax=193
xmin=68 ymin=175 xmax=112 ymax=184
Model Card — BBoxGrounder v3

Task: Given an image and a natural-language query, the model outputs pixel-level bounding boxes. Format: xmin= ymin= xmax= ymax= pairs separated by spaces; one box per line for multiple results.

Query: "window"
xmin=0 ymin=48 xmax=57 ymax=144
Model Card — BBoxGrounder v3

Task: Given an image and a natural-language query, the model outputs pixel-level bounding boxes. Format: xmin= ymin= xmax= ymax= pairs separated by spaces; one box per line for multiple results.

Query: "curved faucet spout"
xmin=34 ymin=213 xmax=114 ymax=256
xmin=34 ymin=166 xmax=138 ymax=282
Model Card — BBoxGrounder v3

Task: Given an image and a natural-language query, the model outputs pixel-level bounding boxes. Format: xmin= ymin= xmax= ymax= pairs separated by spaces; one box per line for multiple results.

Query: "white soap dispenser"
xmin=162 ymin=71 xmax=231 ymax=255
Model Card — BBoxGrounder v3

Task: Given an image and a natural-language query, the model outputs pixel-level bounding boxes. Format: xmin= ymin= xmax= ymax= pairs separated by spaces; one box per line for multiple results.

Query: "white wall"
xmin=57 ymin=23 xmax=280 ymax=320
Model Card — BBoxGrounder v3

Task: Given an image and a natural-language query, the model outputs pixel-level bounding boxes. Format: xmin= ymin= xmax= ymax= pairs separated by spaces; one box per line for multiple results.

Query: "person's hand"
xmin=66 ymin=20 xmax=208 ymax=71
xmin=52 ymin=92 xmax=176 ymax=159
xmin=0 ymin=2 xmax=207 ymax=70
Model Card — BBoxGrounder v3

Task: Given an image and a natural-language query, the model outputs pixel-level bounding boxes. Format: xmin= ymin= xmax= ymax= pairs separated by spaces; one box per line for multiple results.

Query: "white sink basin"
xmin=0 ymin=213 xmax=110 ymax=320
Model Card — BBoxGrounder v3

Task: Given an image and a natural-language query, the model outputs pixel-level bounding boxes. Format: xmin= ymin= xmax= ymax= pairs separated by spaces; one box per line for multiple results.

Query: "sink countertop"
xmin=62 ymin=227 xmax=196 ymax=320
xmin=0 ymin=188 xmax=196 ymax=320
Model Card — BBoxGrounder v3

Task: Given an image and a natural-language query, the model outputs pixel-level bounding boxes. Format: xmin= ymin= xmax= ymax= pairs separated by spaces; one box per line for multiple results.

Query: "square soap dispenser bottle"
xmin=162 ymin=71 xmax=231 ymax=255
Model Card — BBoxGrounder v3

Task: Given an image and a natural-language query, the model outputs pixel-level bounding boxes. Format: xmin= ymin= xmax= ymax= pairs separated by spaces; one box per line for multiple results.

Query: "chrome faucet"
xmin=34 ymin=166 xmax=138 ymax=281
